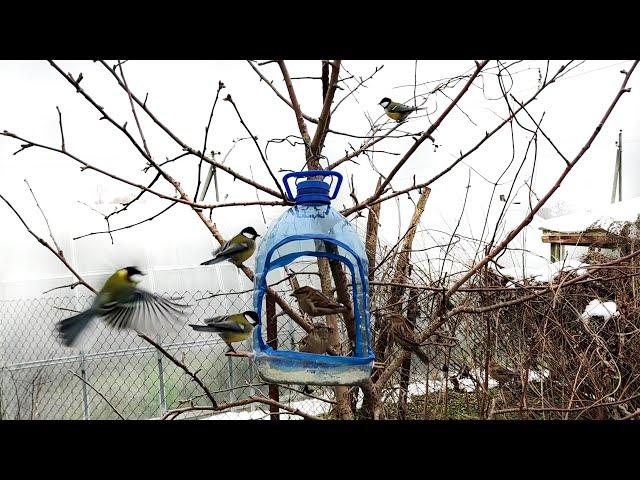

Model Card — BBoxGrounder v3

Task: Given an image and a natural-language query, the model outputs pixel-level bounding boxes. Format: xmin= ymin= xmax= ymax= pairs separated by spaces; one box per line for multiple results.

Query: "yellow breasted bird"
xmin=56 ymin=266 xmax=189 ymax=347
xmin=201 ymin=227 xmax=260 ymax=267
xmin=190 ymin=311 xmax=259 ymax=353
xmin=290 ymin=286 xmax=349 ymax=318
xmin=378 ymin=97 xmax=424 ymax=122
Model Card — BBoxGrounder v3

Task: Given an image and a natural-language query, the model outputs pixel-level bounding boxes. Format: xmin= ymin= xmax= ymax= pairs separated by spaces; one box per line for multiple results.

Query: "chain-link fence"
xmin=0 ymin=286 xmax=444 ymax=420
xmin=0 ymin=288 xmax=342 ymax=420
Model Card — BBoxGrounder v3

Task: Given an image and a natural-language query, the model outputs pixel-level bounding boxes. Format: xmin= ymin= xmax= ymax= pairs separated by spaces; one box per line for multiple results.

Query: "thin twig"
xmin=56 ymin=106 xmax=65 ymax=151
xmin=24 ymin=179 xmax=63 ymax=255
xmin=222 ymin=94 xmax=285 ymax=197
xmin=74 ymin=202 xmax=178 ymax=241
xmin=0 ymin=192 xmax=95 ymax=294
xmin=195 ymin=80 xmax=225 ymax=201
xmin=68 ymin=370 xmax=125 ymax=420
xmin=138 ymin=333 xmax=218 ymax=408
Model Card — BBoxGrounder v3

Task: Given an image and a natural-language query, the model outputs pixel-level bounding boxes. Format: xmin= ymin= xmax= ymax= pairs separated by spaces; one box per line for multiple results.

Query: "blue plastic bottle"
xmin=252 ymin=171 xmax=374 ymax=386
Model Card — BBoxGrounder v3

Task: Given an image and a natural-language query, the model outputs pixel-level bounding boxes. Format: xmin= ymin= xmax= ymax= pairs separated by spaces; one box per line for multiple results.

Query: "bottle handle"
xmin=282 ymin=170 xmax=343 ymax=202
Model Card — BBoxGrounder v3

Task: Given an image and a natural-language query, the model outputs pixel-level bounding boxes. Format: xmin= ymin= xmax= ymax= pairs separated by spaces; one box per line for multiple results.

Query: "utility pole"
xmin=611 ymin=130 xmax=623 ymax=203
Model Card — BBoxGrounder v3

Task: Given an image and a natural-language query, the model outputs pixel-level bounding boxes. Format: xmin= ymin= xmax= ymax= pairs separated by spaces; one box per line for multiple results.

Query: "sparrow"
xmin=290 ymin=286 xmax=349 ymax=318
xmin=488 ymin=360 xmax=519 ymax=386
xmin=387 ymin=313 xmax=430 ymax=366
xmin=298 ymin=322 xmax=334 ymax=396
xmin=298 ymin=322 xmax=333 ymax=355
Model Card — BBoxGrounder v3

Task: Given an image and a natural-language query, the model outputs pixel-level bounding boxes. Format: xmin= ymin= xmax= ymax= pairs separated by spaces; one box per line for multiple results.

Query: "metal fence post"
xmin=266 ymin=293 xmax=279 ymax=420
xmin=227 ymin=356 xmax=235 ymax=403
xmin=156 ymin=335 xmax=167 ymax=417
xmin=69 ymin=237 xmax=90 ymax=420
xmin=0 ymin=367 xmax=4 ymax=420
xmin=80 ymin=351 xmax=90 ymax=420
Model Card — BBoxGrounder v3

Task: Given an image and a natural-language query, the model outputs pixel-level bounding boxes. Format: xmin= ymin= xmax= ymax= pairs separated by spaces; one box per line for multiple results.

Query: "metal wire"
xmin=0 ymin=289 xmax=438 ymax=420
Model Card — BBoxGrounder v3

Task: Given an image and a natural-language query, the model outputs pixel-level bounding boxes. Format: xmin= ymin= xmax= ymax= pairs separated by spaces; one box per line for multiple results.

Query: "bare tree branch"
xmin=224 ymin=94 xmax=286 ymax=197
xmin=68 ymin=369 xmax=125 ymax=420
xmin=446 ymin=61 xmax=638 ymax=299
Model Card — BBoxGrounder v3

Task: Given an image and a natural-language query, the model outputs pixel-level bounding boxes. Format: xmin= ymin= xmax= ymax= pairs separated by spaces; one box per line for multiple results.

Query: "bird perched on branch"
xmin=387 ymin=313 xmax=430 ymax=366
xmin=488 ymin=360 xmax=519 ymax=386
xmin=298 ymin=322 xmax=334 ymax=355
xmin=290 ymin=286 xmax=349 ymax=318
xmin=190 ymin=311 xmax=259 ymax=353
xmin=378 ymin=97 xmax=425 ymax=122
xmin=56 ymin=266 xmax=189 ymax=347
xmin=201 ymin=226 xmax=260 ymax=267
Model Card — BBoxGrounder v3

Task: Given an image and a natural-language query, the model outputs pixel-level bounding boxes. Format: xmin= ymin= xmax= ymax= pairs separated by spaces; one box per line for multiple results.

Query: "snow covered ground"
xmin=201 ymin=368 xmax=550 ymax=420
xmin=203 ymin=397 xmax=332 ymax=420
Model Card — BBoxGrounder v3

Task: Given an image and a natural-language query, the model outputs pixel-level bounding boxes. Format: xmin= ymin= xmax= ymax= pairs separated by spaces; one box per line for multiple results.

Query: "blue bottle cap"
xmin=295 ymin=180 xmax=331 ymax=205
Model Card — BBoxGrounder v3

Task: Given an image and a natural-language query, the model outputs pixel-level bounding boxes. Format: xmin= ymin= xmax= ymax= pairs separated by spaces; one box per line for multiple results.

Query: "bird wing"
xmin=310 ymin=290 xmax=347 ymax=310
xmin=396 ymin=331 xmax=423 ymax=350
xmin=98 ymin=289 xmax=188 ymax=335
xmin=201 ymin=239 xmax=251 ymax=265
xmin=493 ymin=366 xmax=517 ymax=377
xmin=202 ymin=315 xmax=246 ymax=332
xmin=213 ymin=239 xmax=249 ymax=258
xmin=389 ymin=102 xmax=415 ymax=113
xmin=56 ymin=308 xmax=99 ymax=347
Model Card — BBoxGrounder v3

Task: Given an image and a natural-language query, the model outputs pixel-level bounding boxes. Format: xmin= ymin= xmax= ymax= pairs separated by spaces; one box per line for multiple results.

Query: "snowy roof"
xmin=539 ymin=196 xmax=640 ymax=235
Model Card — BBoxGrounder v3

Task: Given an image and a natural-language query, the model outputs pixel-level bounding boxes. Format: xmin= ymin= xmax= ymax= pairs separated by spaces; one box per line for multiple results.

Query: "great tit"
xmin=298 ymin=322 xmax=333 ymax=355
xmin=488 ymin=361 xmax=519 ymax=386
xmin=189 ymin=311 xmax=259 ymax=353
xmin=201 ymin=226 xmax=260 ymax=267
xmin=290 ymin=286 xmax=349 ymax=318
xmin=56 ymin=266 xmax=189 ymax=347
xmin=388 ymin=313 xmax=430 ymax=366
xmin=378 ymin=97 xmax=423 ymax=122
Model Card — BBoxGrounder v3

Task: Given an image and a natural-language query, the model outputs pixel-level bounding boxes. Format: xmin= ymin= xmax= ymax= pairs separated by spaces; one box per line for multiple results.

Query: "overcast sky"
xmin=1 ymin=60 xmax=638 ymax=298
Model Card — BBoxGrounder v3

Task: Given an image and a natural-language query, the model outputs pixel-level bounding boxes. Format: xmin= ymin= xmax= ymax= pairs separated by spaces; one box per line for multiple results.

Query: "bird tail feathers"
xmin=56 ymin=309 xmax=97 ymax=347
xmin=190 ymin=324 xmax=219 ymax=332
xmin=414 ymin=348 xmax=430 ymax=367
xmin=201 ymin=256 xmax=224 ymax=266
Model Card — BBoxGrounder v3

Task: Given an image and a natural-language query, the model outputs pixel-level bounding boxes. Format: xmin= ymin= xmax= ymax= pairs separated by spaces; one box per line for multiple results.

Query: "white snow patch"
xmin=581 ymin=299 xmax=619 ymax=320
xmin=200 ymin=368 xmax=554 ymax=420
xmin=495 ymin=258 xmax=588 ymax=284
xmin=389 ymin=368 xmax=550 ymax=397
xmin=203 ymin=396 xmax=332 ymax=420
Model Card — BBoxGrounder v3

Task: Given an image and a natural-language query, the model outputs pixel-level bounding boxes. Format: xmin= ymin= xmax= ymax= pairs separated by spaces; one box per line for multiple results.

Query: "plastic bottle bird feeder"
xmin=252 ymin=170 xmax=374 ymax=386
